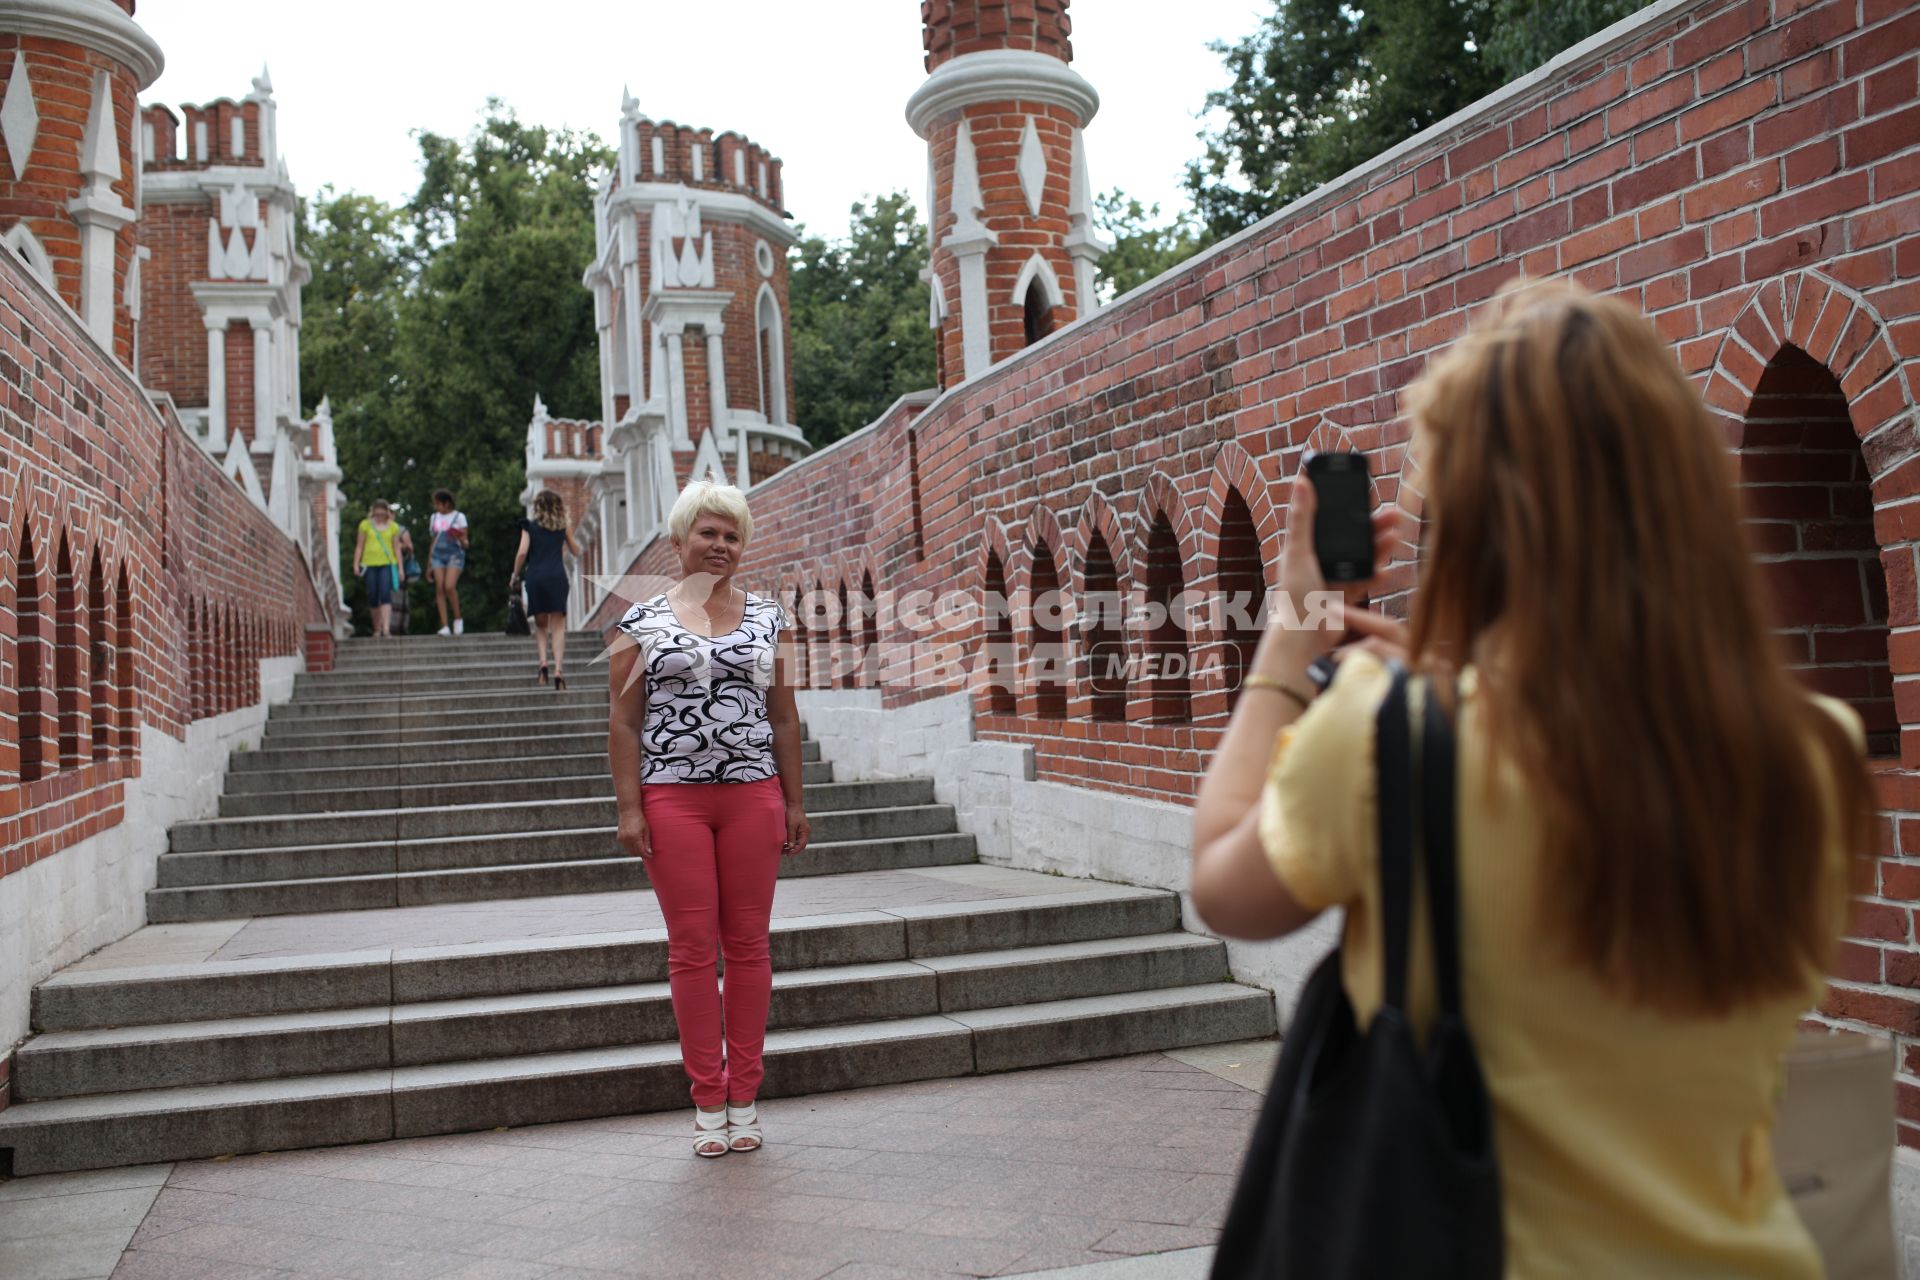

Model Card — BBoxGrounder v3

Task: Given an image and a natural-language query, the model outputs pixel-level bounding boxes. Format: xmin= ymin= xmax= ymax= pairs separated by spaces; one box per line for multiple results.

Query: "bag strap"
xmin=1376 ymin=664 xmax=1415 ymax=1012
xmin=1420 ymin=677 xmax=1466 ymax=1021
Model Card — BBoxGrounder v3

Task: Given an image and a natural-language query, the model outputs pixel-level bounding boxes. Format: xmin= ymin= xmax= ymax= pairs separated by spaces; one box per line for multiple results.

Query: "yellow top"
xmin=1259 ymin=649 xmax=1857 ymax=1279
xmin=358 ymin=518 xmax=399 ymax=567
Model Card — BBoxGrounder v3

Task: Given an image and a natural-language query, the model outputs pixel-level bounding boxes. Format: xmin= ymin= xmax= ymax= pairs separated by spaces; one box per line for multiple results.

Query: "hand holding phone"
xmin=1305 ymin=451 xmax=1375 ymax=583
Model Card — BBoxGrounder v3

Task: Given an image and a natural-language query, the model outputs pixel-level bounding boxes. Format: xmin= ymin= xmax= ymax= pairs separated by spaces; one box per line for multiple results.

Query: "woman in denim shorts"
xmin=429 ymin=489 xmax=469 ymax=637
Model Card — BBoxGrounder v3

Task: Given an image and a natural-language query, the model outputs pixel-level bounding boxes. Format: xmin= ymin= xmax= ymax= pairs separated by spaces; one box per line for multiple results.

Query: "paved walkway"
xmin=0 ymin=1042 xmax=1275 ymax=1280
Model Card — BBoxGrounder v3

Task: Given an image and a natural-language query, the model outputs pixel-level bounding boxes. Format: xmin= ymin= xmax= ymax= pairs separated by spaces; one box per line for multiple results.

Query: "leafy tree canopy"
xmin=1094 ymin=189 xmax=1207 ymax=300
xmin=789 ymin=191 xmax=938 ymax=446
xmin=300 ymin=103 xmax=610 ymax=634
xmin=1186 ymin=0 xmax=1651 ymax=239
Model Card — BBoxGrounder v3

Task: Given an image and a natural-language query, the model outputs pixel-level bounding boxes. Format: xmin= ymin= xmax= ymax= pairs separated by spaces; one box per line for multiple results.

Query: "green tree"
xmin=1186 ymin=0 xmax=1649 ymax=239
xmin=301 ymin=104 xmax=611 ymax=634
xmin=1094 ymin=189 xmax=1207 ymax=299
xmin=789 ymin=191 xmax=937 ymax=446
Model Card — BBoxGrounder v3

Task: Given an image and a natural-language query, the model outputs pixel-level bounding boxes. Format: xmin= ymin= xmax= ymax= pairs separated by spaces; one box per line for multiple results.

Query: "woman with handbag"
xmin=1191 ymin=278 xmax=1874 ymax=1278
xmin=351 ymin=499 xmax=406 ymax=639
xmin=511 ymin=489 xmax=582 ymax=688
xmin=607 ymin=480 xmax=810 ymax=1158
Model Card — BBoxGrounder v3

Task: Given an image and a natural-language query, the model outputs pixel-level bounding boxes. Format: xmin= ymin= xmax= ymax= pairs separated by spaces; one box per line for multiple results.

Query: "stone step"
xmin=35 ymin=884 xmax=1182 ymax=1030
xmin=218 ymin=762 xmax=834 ymax=817
xmin=223 ymin=753 xmax=831 ymax=795
xmin=0 ymin=983 xmax=1274 ymax=1174
xmin=328 ymin=633 xmax=603 ymax=658
xmin=229 ymin=734 xmax=822 ymax=772
xmin=155 ymin=828 xmax=973 ymax=888
xmin=172 ymin=783 xmax=941 ymax=853
xmin=14 ymin=934 xmax=1229 ymax=1100
xmin=267 ymin=689 xmax=610 ymax=724
xmin=146 ymin=832 xmax=981 ymax=921
xmin=247 ymin=717 xmax=606 ymax=756
xmin=293 ymin=667 xmax=622 ymax=697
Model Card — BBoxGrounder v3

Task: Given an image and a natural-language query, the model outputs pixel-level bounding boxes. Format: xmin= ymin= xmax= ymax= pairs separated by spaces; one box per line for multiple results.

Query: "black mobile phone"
xmin=1305 ymin=451 xmax=1374 ymax=583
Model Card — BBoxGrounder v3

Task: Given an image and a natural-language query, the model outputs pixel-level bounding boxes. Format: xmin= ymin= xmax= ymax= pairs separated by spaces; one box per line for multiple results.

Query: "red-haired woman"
xmin=1192 ymin=278 xmax=1872 ymax=1277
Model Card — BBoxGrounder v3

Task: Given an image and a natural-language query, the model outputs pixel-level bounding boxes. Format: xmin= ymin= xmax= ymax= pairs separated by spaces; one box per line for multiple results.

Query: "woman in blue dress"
xmin=511 ymin=489 xmax=583 ymax=688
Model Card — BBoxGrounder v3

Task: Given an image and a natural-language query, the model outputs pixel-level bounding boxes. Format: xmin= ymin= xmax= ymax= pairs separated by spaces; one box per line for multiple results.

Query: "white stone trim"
xmin=907 ymin=49 xmax=1099 ymax=138
xmin=1010 ymin=251 xmax=1065 ymax=312
xmin=4 ymin=222 xmax=55 ymax=288
xmin=0 ymin=0 xmax=165 ymax=88
xmin=608 ymin=181 xmax=797 ymax=247
xmin=142 ymin=166 xmax=297 ymax=207
xmin=754 ymin=281 xmax=788 ymax=426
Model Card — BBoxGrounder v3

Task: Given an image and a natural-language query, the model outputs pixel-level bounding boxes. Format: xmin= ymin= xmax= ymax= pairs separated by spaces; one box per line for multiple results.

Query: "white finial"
xmin=533 ymin=393 xmax=550 ymax=422
xmin=252 ymin=64 xmax=274 ymax=99
xmin=622 ymin=86 xmax=640 ymax=119
xmin=78 ymin=70 xmax=119 ymax=182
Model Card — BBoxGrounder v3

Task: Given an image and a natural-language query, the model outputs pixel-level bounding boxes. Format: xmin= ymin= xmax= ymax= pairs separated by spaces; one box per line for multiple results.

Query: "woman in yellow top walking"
xmin=1191 ymin=278 xmax=1874 ymax=1277
xmin=352 ymin=498 xmax=405 ymax=638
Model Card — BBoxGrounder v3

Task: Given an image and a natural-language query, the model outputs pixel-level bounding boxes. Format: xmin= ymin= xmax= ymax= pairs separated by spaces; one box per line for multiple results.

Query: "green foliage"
xmin=789 ymin=191 xmax=938 ymax=446
xmin=1094 ymin=189 xmax=1208 ymax=300
xmin=301 ymin=104 xmax=611 ymax=635
xmin=1185 ymin=0 xmax=1650 ymax=239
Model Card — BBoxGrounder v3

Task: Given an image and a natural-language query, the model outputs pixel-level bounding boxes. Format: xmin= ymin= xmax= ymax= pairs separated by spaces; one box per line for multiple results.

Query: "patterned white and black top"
xmin=617 ymin=592 xmax=785 ymax=784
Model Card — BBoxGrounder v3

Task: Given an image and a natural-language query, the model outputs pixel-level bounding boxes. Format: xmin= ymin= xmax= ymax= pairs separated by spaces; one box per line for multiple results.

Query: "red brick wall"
xmin=593 ymin=0 xmax=1920 ymax=1129
xmin=227 ymin=323 xmax=254 ymax=446
xmin=1 ymin=247 xmax=323 ymax=883
xmin=136 ymin=200 xmax=210 ymax=404
xmin=923 ymin=0 xmax=1073 ymax=71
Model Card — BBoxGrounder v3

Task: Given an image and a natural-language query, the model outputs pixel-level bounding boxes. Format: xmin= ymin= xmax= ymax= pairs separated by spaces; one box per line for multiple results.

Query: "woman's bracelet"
xmin=1243 ymin=674 xmax=1313 ymax=711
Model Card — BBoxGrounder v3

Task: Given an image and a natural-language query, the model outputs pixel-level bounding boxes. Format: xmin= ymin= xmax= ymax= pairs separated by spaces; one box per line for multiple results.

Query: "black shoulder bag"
xmin=1211 ymin=669 xmax=1503 ymax=1279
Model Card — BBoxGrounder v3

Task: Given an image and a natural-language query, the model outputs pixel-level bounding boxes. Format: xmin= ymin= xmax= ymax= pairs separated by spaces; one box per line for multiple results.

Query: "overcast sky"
xmin=138 ymin=0 xmax=1266 ymax=239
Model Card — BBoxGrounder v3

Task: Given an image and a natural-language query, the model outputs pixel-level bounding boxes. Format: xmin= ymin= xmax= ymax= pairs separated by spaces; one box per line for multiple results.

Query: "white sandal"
xmin=726 ymin=1102 xmax=763 ymax=1152
xmin=693 ymin=1107 xmax=729 ymax=1158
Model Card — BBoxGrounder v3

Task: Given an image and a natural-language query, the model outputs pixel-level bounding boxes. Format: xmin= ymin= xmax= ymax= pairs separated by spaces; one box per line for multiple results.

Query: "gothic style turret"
xmin=910 ymin=0 xmax=1106 ymax=387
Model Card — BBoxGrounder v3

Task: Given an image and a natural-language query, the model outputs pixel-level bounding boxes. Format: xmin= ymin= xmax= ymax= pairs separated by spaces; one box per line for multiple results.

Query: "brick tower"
xmin=910 ymin=0 xmax=1105 ymax=388
xmin=0 ymin=0 xmax=163 ymax=364
xmin=538 ymin=95 xmax=807 ymax=573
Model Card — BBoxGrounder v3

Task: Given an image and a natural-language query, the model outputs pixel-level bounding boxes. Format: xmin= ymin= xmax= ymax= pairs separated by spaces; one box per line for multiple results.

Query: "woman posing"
xmin=350 ymin=499 xmax=405 ymax=638
xmin=429 ymin=489 xmax=469 ymax=637
xmin=1191 ymin=279 xmax=1871 ymax=1277
xmin=511 ymin=489 xmax=582 ymax=688
xmin=608 ymin=481 xmax=811 ymax=1158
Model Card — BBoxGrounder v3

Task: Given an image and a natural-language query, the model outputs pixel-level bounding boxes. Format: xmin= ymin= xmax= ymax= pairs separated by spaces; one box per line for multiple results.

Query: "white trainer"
xmin=437 ymin=627 xmax=451 ymax=637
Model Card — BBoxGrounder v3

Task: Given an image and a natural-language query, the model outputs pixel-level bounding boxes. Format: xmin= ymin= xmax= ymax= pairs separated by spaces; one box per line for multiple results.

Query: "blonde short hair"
xmin=669 ymin=480 xmax=753 ymax=546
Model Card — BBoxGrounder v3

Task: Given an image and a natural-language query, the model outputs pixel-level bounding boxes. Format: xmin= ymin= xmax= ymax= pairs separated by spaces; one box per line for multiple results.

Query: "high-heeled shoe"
xmin=553 ymin=672 xmax=568 ymax=691
xmin=536 ymin=663 xmax=550 ymax=686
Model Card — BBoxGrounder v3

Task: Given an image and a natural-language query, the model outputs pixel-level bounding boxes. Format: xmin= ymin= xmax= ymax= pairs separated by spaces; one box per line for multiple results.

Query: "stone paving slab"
xmin=0 ymin=1046 xmax=1269 ymax=1278
xmin=68 ymin=866 xmax=1122 ymax=971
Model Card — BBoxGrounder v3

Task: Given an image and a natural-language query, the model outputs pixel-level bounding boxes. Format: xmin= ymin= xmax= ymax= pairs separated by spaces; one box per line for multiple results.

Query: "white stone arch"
xmin=4 ymin=223 xmax=55 ymax=289
xmin=1009 ymin=251 xmax=1065 ymax=312
xmin=754 ymin=282 xmax=788 ymax=426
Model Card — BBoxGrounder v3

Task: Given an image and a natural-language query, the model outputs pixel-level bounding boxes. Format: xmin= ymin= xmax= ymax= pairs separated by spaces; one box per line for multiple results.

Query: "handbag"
xmin=1774 ymin=1029 xmax=1897 ymax=1279
xmin=505 ymin=580 xmax=531 ymax=637
xmin=1211 ymin=668 xmax=1503 ymax=1280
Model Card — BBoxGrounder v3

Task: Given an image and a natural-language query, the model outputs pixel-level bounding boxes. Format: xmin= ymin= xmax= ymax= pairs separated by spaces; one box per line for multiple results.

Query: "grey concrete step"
xmin=156 ymin=827 xmax=970 ymax=888
xmin=225 ymin=746 xmax=825 ymax=792
xmin=13 ymin=934 xmax=1227 ymax=1100
xmin=171 ymin=782 xmax=942 ymax=853
xmin=267 ymin=689 xmax=610 ymax=725
xmin=0 ymin=983 xmax=1273 ymax=1174
xmin=218 ymin=761 xmax=837 ymax=817
xmin=250 ymin=718 xmax=595 ymax=753
xmin=327 ymin=634 xmax=604 ymax=662
xmin=36 ymin=884 xmax=1181 ymax=1030
xmin=294 ymin=667 xmax=621 ymax=697
xmin=146 ymin=831 xmax=981 ymax=921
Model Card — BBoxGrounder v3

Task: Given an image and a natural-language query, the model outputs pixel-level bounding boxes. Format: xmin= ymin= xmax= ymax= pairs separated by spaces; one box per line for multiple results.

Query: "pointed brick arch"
xmin=977 ymin=515 xmax=1019 ymax=715
xmin=1018 ymin=505 xmax=1070 ymax=718
xmin=1197 ymin=443 xmax=1283 ymax=588
xmin=1132 ymin=472 xmax=1201 ymax=722
xmin=1071 ymin=490 xmax=1131 ymax=721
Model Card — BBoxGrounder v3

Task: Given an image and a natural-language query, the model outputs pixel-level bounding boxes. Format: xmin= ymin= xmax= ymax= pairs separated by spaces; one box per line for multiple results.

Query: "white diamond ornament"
xmin=223 ymin=228 xmax=252 ymax=279
xmin=2 ymin=53 xmax=41 ymax=182
xmin=1017 ymin=118 xmax=1047 ymax=218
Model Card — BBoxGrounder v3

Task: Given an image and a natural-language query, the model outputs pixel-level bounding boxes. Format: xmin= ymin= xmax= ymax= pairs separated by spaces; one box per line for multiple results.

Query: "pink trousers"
xmin=640 ymin=776 xmax=786 ymax=1107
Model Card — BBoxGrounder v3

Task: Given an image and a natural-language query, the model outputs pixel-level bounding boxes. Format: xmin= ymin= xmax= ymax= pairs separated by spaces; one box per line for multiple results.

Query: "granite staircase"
xmin=0 ymin=632 xmax=1275 ymax=1176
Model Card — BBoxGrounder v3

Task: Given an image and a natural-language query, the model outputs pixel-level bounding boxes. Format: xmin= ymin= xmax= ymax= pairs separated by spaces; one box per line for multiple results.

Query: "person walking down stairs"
xmin=512 ymin=489 xmax=582 ymax=688
xmin=429 ymin=489 xmax=470 ymax=637
xmin=351 ymin=499 xmax=405 ymax=638
xmin=608 ymin=481 xmax=812 ymax=1158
